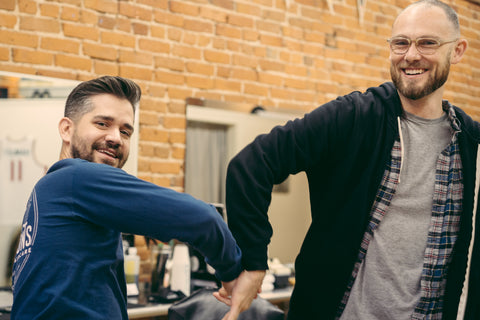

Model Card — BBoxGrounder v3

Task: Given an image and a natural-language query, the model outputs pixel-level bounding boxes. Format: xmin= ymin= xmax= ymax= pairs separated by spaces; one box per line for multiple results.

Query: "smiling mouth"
xmin=403 ymin=68 xmax=427 ymax=75
xmin=97 ymin=149 xmax=117 ymax=159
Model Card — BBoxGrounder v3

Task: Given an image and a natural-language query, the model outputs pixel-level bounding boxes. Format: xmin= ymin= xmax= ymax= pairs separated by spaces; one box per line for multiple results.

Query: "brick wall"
xmin=1 ymin=0 xmax=479 ymax=190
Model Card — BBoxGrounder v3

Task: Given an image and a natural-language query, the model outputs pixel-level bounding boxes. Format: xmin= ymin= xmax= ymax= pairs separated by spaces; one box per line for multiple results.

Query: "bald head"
xmin=394 ymin=0 xmax=460 ymax=38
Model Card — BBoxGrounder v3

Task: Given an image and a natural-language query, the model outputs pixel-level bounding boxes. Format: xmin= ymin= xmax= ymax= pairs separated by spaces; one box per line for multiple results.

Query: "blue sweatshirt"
xmin=12 ymin=158 xmax=242 ymax=319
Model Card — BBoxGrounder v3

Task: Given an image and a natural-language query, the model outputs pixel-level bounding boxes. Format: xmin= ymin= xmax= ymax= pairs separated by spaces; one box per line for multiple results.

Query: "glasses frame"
xmin=387 ymin=37 xmax=459 ymax=55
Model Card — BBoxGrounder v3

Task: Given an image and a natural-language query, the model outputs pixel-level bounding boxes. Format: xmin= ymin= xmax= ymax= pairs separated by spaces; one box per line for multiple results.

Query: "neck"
xmin=59 ymin=144 xmax=71 ymax=161
xmin=398 ymin=89 xmax=445 ymax=119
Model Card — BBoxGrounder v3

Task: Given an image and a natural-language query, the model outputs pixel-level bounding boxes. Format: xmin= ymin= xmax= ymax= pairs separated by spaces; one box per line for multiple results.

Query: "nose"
xmin=105 ymin=128 xmax=122 ymax=146
xmin=404 ymin=42 xmax=421 ymax=61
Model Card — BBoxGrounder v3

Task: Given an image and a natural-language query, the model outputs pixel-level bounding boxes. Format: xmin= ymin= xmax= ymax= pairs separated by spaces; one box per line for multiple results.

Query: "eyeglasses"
xmin=387 ymin=37 xmax=458 ymax=55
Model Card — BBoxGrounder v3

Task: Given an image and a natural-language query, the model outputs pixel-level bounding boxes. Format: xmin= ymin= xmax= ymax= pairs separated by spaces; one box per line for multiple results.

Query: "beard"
xmin=390 ymin=58 xmax=451 ymax=100
xmin=70 ymin=131 xmax=128 ymax=169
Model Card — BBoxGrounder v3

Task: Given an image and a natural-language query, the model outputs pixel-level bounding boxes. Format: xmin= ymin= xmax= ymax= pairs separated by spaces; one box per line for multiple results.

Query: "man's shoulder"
xmin=452 ymin=105 xmax=480 ymax=141
xmin=49 ymin=158 xmax=120 ymax=174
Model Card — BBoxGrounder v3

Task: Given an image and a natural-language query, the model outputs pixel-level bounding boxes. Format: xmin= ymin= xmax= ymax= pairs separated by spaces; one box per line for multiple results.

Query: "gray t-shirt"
xmin=340 ymin=111 xmax=453 ymax=319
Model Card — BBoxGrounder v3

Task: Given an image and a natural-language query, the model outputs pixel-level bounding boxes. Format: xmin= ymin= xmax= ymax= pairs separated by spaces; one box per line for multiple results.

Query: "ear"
xmin=450 ymin=39 xmax=468 ymax=65
xmin=58 ymin=117 xmax=74 ymax=144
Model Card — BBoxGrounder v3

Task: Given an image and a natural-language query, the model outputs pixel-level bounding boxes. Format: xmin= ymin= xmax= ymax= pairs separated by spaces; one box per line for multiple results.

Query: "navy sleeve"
xmin=69 ymin=160 xmax=242 ymax=281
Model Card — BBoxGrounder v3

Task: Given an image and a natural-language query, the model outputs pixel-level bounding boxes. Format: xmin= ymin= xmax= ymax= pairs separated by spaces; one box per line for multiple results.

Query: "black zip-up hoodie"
xmin=226 ymin=82 xmax=480 ymax=319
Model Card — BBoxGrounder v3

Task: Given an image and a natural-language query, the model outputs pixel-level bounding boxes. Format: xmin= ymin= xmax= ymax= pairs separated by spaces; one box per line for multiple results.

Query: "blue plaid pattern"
xmin=336 ymin=105 xmax=463 ymax=320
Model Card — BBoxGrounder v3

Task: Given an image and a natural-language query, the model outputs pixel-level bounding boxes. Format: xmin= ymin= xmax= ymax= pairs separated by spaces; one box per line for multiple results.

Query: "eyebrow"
xmin=93 ymin=115 xmax=134 ymax=133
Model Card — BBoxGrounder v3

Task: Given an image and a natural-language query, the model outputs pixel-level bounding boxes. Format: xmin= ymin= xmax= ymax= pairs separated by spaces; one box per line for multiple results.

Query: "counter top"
xmin=127 ymin=287 xmax=293 ymax=319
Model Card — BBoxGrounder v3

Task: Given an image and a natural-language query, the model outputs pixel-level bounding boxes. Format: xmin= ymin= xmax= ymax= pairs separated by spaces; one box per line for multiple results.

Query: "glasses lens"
xmin=416 ymin=38 xmax=440 ymax=54
xmin=390 ymin=38 xmax=410 ymax=54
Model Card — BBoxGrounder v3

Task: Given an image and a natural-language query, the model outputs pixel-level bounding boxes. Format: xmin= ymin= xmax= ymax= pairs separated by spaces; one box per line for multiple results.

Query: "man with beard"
xmin=215 ymin=1 xmax=480 ymax=319
xmin=11 ymin=76 xmax=245 ymax=320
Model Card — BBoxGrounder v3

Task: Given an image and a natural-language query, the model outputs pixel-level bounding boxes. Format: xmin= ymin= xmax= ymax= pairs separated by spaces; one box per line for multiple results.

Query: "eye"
xmin=418 ymin=38 xmax=439 ymax=47
xmin=120 ymin=130 xmax=132 ymax=138
xmin=391 ymin=38 xmax=410 ymax=47
xmin=96 ymin=121 xmax=108 ymax=128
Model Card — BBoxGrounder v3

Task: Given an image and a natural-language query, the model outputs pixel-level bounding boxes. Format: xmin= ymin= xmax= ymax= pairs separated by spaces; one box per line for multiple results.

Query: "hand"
xmin=213 ymin=270 xmax=266 ymax=320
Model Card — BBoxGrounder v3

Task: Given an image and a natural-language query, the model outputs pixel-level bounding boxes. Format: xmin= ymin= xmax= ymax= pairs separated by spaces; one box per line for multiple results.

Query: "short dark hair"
xmin=406 ymin=0 xmax=460 ymax=36
xmin=64 ymin=76 xmax=141 ymax=122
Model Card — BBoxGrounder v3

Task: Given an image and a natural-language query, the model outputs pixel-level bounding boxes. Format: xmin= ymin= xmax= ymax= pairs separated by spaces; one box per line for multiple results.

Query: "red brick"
xmin=0 ymin=12 xmax=17 ymax=28
xmin=231 ymin=67 xmax=257 ymax=81
xmin=244 ymin=83 xmax=269 ymax=96
xmin=200 ymin=7 xmax=227 ymax=23
xmin=236 ymin=3 xmax=261 ymax=16
xmin=41 ymin=37 xmax=80 ymax=54
xmin=56 ymin=54 xmax=91 ymax=71
xmin=184 ymin=19 xmax=213 ymax=33
xmin=256 ymin=20 xmax=281 ymax=33
xmin=151 ymin=25 xmax=166 ymax=38
xmin=101 ymin=31 xmax=136 ymax=47
xmin=154 ymin=11 xmax=184 ymax=27
xmin=169 ymin=131 xmax=186 ymax=144
xmin=150 ymin=161 xmax=181 ymax=174
xmin=84 ymin=0 xmax=118 ymax=14
xmin=260 ymin=34 xmax=283 ymax=47
xmin=63 ymin=23 xmax=99 ymax=41
xmin=13 ymin=48 xmax=53 ymax=65
xmin=119 ymin=2 xmax=152 ymax=20
xmin=0 ymin=47 xmax=9 ymax=61
xmin=167 ymin=87 xmax=192 ymax=100
xmin=132 ymin=22 xmax=149 ymax=35
xmin=18 ymin=0 xmax=36 ymax=14
xmin=259 ymin=59 xmax=284 ymax=72
xmin=163 ymin=116 xmax=186 ymax=129
xmin=228 ymin=14 xmax=254 ymax=28
xmin=97 ymin=15 xmax=116 ymax=29
xmin=216 ymin=24 xmax=242 ymax=39
xmin=154 ymin=70 xmax=184 ymax=85
xmin=186 ymin=75 xmax=214 ymax=89
xmin=20 ymin=16 xmax=60 ymax=33
xmin=138 ymin=39 xmax=170 ymax=54
xmin=116 ymin=17 xmax=131 ymax=32
xmin=186 ymin=62 xmax=214 ymax=75
xmin=170 ymin=1 xmax=199 ymax=16
xmin=204 ymin=49 xmax=230 ymax=64
xmin=139 ymin=111 xmax=159 ymax=126
xmin=39 ymin=3 xmax=59 ymax=18
xmin=172 ymin=146 xmax=185 ymax=160
xmin=138 ymin=0 xmax=168 ymax=9
xmin=171 ymin=45 xmax=201 ymax=59
xmin=120 ymin=65 xmax=153 ymax=81
xmin=154 ymin=56 xmax=184 ymax=71
xmin=210 ymin=0 xmax=234 ymax=10
xmin=167 ymin=28 xmax=182 ymax=41
xmin=94 ymin=60 xmax=118 ymax=75
xmin=215 ymin=78 xmax=242 ymax=91
xmin=119 ymin=50 xmax=153 ymax=65
xmin=83 ymin=42 xmax=117 ymax=60
xmin=140 ymin=127 xmax=169 ymax=143
xmin=0 ymin=0 xmax=15 ymax=10
xmin=167 ymin=102 xmax=185 ymax=114
xmin=262 ymin=9 xmax=285 ymax=22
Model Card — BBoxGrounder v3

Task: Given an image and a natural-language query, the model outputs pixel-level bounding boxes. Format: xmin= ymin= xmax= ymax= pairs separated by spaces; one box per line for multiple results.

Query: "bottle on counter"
xmin=124 ymin=247 xmax=140 ymax=285
xmin=170 ymin=243 xmax=191 ymax=296
xmin=151 ymin=242 xmax=171 ymax=294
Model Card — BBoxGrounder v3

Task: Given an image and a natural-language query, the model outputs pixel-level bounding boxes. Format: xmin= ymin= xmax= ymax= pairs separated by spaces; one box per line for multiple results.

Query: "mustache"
xmin=399 ymin=62 xmax=428 ymax=69
xmin=93 ymin=141 xmax=120 ymax=150
xmin=93 ymin=141 xmax=123 ymax=159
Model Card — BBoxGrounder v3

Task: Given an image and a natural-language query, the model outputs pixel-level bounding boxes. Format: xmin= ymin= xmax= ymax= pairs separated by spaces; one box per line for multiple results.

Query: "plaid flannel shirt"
xmin=336 ymin=104 xmax=463 ymax=320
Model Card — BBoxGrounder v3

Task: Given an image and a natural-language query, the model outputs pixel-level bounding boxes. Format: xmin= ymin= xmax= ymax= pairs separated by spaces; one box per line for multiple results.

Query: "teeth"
xmin=405 ymin=69 xmax=425 ymax=75
xmin=100 ymin=150 xmax=116 ymax=157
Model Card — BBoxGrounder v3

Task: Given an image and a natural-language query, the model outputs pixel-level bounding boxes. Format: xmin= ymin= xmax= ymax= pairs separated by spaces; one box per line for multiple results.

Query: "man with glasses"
xmin=215 ymin=1 xmax=479 ymax=319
